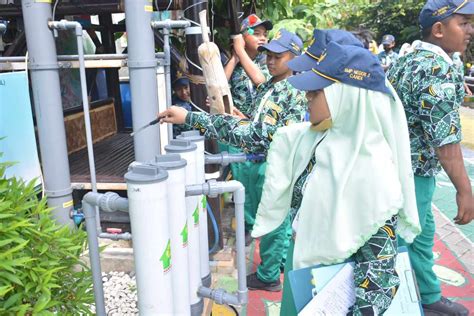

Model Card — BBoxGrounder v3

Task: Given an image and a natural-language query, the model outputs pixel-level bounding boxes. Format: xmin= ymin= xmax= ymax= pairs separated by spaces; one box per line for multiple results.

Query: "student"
xmin=252 ymin=41 xmax=421 ymax=315
xmin=158 ymin=29 xmax=306 ymax=291
xmin=171 ymin=71 xmax=192 ymax=137
xmin=387 ymin=1 xmax=474 ymax=314
xmin=224 ymin=14 xmax=273 ymax=116
xmin=378 ymin=34 xmax=399 ymax=71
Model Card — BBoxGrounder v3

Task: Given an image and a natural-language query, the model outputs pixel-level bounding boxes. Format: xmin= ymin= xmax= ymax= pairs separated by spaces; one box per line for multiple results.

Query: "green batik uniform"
xmin=229 ymin=53 xmax=270 ymax=116
xmin=186 ymin=78 xmax=306 ymax=283
xmin=387 ymin=41 xmax=464 ymax=305
xmin=280 ymin=156 xmax=400 ymax=316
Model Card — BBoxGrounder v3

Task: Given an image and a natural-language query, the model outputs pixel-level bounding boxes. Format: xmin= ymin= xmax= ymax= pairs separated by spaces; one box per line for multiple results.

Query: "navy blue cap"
xmin=288 ymin=41 xmax=391 ymax=95
xmin=419 ymin=0 xmax=474 ymax=29
xmin=258 ymin=29 xmax=303 ymax=56
xmin=382 ymin=34 xmax=395 ymax=45
xmin=287 ymin=29 xmax=363 ymax=72
xmin=172 ymin=70 xmax=189 ymax=87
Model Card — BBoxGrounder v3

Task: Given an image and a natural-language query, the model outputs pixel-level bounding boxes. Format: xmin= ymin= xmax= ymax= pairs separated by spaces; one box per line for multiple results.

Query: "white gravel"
xmin=101 ymin=271 xmax=138 ymax=315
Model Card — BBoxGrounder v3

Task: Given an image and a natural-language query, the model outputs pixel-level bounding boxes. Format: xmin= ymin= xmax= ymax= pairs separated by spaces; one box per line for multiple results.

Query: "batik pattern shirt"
xmin=185 ymin=78 xmax=306 ymax=153
xmin=229 ymin=54 xmax=270 ymax=117
xmin=387 ymin=42 xmax=464 ymax=177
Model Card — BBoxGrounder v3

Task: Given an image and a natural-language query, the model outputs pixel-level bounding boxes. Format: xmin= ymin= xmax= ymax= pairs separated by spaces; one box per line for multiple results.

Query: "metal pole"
xmin=124 ymin=0 xmax=161 ymax=162
xmin=21 ymin=0 xmax=74 ymax=227
xmin=0 ymin=52 xmax=165 ymax=62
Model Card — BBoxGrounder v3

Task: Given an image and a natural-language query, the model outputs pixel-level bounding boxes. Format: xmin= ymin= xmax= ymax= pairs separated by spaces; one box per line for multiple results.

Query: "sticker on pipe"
xmin=63 ymin=200 xmax=74 ymax=208
xmin=160 ymin=239 xmax=172 ymax=273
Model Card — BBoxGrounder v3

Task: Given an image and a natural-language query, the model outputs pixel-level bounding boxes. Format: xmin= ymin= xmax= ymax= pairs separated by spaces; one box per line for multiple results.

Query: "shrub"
xmin=0 ymin=156 xmax=94 ymax=315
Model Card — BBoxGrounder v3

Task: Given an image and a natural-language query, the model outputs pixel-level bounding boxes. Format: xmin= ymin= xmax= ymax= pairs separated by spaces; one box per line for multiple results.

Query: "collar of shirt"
xmin=412 ymin=40 xmax=454 ymax=65
xmin=257 ymin=77 xmax=289 ymax=93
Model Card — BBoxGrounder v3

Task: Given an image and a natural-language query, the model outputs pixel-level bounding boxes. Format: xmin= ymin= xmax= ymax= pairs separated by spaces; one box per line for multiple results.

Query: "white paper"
xmin=299 ymin=263 xmax=356 ymax=316
xmin=298 ymin=251 xmax=421 ymax=316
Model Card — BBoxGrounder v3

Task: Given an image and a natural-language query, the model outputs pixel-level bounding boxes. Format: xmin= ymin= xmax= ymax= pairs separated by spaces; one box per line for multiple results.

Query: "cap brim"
xmin=457 ymin=1 xmax=474 ymax=15
xmin=258 ymin=41 xmax=288 ymax=53
xmin=173 ymin=78 xmax=189 ymax=86
xmin=382 ymin=41 xmax=392 ymax=45
xmin=253 ymin=20 xmax=273 ymax=31
xmin=287 ymin=54 xmax=317 ymax=72
xmin=288 ymin=70 xmax=334 ymax=91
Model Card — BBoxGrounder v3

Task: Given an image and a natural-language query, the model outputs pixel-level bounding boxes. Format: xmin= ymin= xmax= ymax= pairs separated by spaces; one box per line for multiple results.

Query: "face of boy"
xmin=174 ymin=84 xmax=190 ymax=102
xmin=266 ymin=51 xmax=293 ymax=78
xmin=306 ymin=90 xmax=330 ymax=125
xmin=437 ymin=14 xmax=473 ymax=54
xmin=243 ymin=25 xmax=268 ymax=52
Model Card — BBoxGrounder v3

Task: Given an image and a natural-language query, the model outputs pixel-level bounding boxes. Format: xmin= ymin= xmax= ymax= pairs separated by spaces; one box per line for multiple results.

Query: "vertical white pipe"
xmin=165 ymin=140 xmax=202 ymax=312
xmin=154 ymin=154 xmax=191 ymax=315
xmin=125 ymin=165 xmax=174 ymax=315
xmin=178 ymin=132 xmax=210 ymax=286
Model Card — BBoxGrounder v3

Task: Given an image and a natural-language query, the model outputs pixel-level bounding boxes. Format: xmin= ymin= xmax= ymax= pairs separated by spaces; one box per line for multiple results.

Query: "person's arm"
xmin=419 ymin=71 xmax=473 ymax=225
xmin=158 ymin=106 xmax=275 ymax=153
xmin=224 ymin=52 xmax=239 ymax=81
xmin=436 ymin=144 xmax=473 ymax=224
xmin=232 ymin=35 xmax=266 ymax=86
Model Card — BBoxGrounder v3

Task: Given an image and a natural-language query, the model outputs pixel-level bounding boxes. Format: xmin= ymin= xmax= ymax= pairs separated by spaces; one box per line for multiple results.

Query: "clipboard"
xmin=288 ymin=247 xmax=423 ymax=315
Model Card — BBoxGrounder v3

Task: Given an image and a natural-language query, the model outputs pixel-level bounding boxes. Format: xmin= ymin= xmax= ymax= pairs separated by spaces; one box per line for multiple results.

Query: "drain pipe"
xmin=124 ymin=0 xmax=161 ymax=161
xmin=82 ymin=192 xmax=129 ymax=316
xmin=151 ymin=20 xmax=191 ymax=142
xmin=186 ymin=180 xmax=248 ymax=306
xmin=21 ymin=0 xmax=74 ymax=227
xmin=48 ymin=19 xmax=101 ymax=232
xmin=177 ymin=131 xmax=211 ymax=287
xmin=204 ymin=152 xmax=247 ymax=166
xmin=165 ymin=139 xmax=203 ymax=316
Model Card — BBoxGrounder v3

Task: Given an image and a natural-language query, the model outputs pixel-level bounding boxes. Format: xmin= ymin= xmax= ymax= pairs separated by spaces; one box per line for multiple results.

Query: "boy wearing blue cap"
xmin=171 ymin=70 xmax=192 ymax=137
xmin=159 ymin=29 xmax=306 ymax=291
xmin=253 ymin=41 xmax=421 ymax=315
xmin=387 ymin=0 xmax=473 ymax=314
xmin=378 ymin=34 xmax=399 ymax=71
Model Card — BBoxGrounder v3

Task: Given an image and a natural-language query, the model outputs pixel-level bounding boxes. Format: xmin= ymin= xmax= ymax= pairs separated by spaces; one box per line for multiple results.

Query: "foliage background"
xmin=210 ymin=0 xmax=473 ymax=63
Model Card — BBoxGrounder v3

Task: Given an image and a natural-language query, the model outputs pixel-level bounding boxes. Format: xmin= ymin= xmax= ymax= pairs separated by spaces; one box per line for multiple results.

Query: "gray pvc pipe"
xmin=186 ymin=180 xmax=248 ymax=306
xmin=99 ymin=232 xmax=133 ymax=241
xmin=21 ymin=0 xmax=74 ymax=227
xmin=151 ymin=20 xmax=191 ymax=142
xmin=124 ymin=0 xmax=161 ymax=162
xmin=83 ymin=201 xmax=107 ymax=316
xmin=48 ymin=20 xmax=101 ymax=232
xmin=0 ymin=53 xmax=165 ymax=63
xmin=204 ymin=152 xmax=247 ymax=166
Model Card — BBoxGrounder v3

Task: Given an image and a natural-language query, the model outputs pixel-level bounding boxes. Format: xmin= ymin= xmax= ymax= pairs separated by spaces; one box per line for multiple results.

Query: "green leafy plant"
xmin=0 ymin=155 xmax=94 ymax=315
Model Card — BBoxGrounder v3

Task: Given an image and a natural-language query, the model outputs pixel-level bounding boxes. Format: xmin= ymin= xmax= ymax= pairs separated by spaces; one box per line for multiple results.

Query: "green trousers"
xmin=227 ymin=146 xmax=266 ymax=232
xmin=257 ymin=215 xmax=292 ymax=283
xmin=398 ymin=175 xmax=441 ymax=305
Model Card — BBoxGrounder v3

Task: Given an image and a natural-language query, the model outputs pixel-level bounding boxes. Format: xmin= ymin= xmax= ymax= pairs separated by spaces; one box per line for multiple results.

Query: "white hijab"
xmin=252 ymin=83 xmax=421 ymax=269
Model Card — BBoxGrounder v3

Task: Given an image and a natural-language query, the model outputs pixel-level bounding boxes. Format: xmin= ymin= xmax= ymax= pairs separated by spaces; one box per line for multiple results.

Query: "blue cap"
xmin=287 ymin=29 xmax=363 ymax=72
xmin=419 ymin=0 xmax=474 ymax=29
xmin=288 ymin=41 xmax=391 ymax=96
xmin=258 ymin=29 xmax=303 ymax=56
xmin=172 ymin=70 xmax=189 ymax=87
xmin=382 ymin=34 xmax=395 ymax=45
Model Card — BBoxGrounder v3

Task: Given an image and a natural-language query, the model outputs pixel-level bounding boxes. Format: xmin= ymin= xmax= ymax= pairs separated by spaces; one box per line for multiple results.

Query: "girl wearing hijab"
xmin=251 ymin=41 xmax=421 ymax=315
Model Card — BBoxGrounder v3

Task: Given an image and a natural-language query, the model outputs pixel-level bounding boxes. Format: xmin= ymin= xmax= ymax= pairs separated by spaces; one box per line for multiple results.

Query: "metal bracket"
xmin=185 ymin=26 xmax=210 ymax=36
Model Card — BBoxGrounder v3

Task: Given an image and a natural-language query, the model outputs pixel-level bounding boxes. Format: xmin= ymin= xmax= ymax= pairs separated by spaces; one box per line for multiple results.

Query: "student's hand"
xmin=232 ymin=107 xmax=248 ymax=119
xmin=158 ymin=106 xmax=188 ymax=125
xmin=454 ymin=192 xmax=474 ymax=225
xmin=232 ymin=34 xmax=246 ymax=52
xmin=464 ymin=82 xmax=472 ymax=96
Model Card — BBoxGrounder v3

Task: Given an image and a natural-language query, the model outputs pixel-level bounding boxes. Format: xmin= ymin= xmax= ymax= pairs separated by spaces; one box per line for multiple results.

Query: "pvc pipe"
xmin=204 ymin=152 xmax=247 ymax=166
xmin=177 ymin=131 xmax=210 ymax=287
xmin=125 ymin=164 xmax=174 ymax=314
xmin=21 ymin=0 xmax=74 ymax=227
xmin=165 ymin=140 xmax=203 ymax=315
xmin=98 ymin=232 xmax=132 ymax=241
xmin=186 ymin=180 xmax=248 ymax=306
xmin=154 ymin=154 xmax=191 ymax=315
xmin=48 ymin=19 xmax=101 ymax=232
xmin=83 ymin=201 xmax=107 ymax=316
xmin=124 ymin=0 xmax=161 ymax=162
xmin=0 ymin=53 xmax=165 ymax=63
